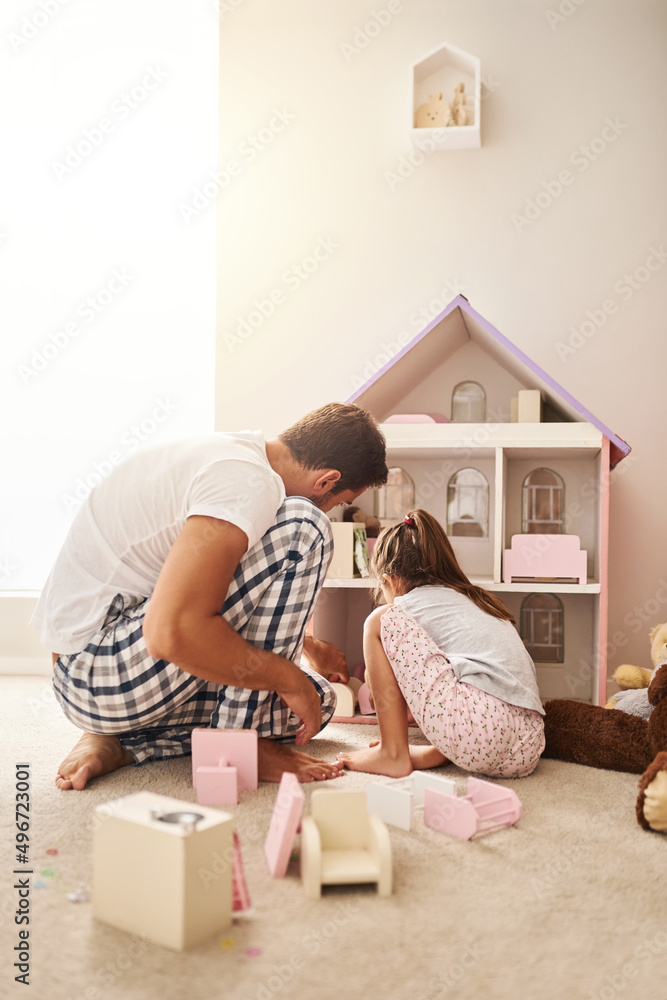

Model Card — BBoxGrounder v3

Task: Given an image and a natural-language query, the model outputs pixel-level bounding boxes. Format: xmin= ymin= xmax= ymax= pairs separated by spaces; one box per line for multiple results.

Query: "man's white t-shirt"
xmin=31 ymin=431 xmax=286 ymax=654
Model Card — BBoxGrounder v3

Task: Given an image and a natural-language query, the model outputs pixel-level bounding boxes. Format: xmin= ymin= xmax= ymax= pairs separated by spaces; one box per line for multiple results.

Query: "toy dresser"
xmin=92 ymin=791 xmax=233 ymax=950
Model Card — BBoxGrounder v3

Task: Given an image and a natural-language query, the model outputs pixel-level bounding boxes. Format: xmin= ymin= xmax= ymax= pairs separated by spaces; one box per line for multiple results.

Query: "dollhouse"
xmin=311 ymin=295 xmax=630 ymax=706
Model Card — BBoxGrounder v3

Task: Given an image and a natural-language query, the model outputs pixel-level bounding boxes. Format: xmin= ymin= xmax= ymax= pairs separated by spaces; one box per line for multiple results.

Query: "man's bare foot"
xmin=337 ymin=742 xmax=412 ymax=778
xmin=258 ymin=739 xmax=344 ymax=783
xmin=56 ymin=733 xmax=134 ymax=791
xmin=409 ymin=744 xmax=450 ymax=770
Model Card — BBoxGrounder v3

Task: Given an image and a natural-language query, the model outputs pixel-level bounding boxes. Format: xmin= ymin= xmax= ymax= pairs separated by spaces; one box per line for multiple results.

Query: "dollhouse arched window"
xmin=446 ymin=468 xmax=489 ymax=537
xmin=451 ymin=381 xmax=486 ymax=422
xmin=520 ymin=594 xmax=564 ymax=663
xmin=522 ymin=469 xmax=564 ymax=534
xmin=374 ymin=467 xmax=415 ymax=523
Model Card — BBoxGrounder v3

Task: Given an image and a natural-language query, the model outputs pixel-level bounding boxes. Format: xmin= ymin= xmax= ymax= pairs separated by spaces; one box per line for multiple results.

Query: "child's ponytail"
xmin=371 ymin=508 xmax=514 ymax=623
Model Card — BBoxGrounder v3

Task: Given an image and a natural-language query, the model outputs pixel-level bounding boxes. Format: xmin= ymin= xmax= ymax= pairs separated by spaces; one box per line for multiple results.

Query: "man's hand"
xmin=277 ymin=670 xmax=322 ymax=746
xmin=302 ymin=634 xmax=349 ymax=684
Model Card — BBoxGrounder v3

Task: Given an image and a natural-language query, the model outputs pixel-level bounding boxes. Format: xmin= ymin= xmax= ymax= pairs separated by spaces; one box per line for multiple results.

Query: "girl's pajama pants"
xmin=381 ymin=605 xmax=545 ymax=777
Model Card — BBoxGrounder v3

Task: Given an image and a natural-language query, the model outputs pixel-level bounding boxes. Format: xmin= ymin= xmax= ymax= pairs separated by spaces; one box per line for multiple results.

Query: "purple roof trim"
xmin=346 ymin=295 xmax=631 ymax=469
xmin=347 ymin=295 xmax=463 ymax=408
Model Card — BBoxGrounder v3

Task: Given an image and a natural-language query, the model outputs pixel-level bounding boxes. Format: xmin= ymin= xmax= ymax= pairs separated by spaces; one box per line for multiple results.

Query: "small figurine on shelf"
xmin=414 ymin=92 xmax=452 ymax=128
xmin=451 ymin=82 xmax=469 ymax=126
xmin=342 ymin=506 xmax=381 ymax=538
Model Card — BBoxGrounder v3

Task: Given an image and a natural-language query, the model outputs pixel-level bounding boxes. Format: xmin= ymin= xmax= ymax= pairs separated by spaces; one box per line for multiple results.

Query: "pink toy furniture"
xmin=357 ymin=682 xmax=375 ymax=716
xmin=300 ymin=789 xmax=392 ymax=899
xmin=366 ymin=772 xmax=458 ymax=831
xmin=232 ymin=832 xmax=252 ymax=912
xmin=424 ymin=777 xmax=522 ymax=840
xmin=503 ymin=534 xmax=587 ymax=585
xmin=351 ymin=662 xmax=366 ymax=681
xmin=192 ymin=729 xmax=258 ymax=806
xmin=384 ymin=413 xmax=449 ymax=423
xmin=264 ymin=772 xmax=305 ymax=878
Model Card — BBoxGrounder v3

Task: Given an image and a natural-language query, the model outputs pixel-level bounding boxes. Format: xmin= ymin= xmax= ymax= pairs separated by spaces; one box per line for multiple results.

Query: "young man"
xmin=32 ymin=402 xmax=388 ymax=789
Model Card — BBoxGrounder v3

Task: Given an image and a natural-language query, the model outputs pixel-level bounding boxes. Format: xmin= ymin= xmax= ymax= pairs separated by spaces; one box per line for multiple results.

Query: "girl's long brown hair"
xmin=371 ymin=509 xmax=514 ymax=622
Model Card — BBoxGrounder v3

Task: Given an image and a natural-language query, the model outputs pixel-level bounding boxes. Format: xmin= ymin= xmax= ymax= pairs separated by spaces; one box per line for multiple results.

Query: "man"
xmin=32 ymin=402 xmax=388 ymax=789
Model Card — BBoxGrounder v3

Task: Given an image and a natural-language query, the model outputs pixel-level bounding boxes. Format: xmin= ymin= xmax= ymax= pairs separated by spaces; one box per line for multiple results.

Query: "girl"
xmin=338 ymin=509 xmax=545 ymax=778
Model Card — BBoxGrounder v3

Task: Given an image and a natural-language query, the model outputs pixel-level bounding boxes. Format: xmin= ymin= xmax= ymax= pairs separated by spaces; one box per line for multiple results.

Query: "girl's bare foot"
xmin=56 ymin=733 xmax=135 ymax=790
xmin=337 ymin=742 xmax=412 ymax=778
xmin=409 ymin=744 xmax=450 ymax=770
xmin=258 ymin=739 xmax=344 ymax=783
xmin=365 ymin=740 xmax=449 ymax=772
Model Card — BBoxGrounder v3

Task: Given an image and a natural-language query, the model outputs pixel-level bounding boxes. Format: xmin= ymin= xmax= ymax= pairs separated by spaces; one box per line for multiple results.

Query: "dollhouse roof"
xmin=346 ymin=295 xmax=630 ymax=469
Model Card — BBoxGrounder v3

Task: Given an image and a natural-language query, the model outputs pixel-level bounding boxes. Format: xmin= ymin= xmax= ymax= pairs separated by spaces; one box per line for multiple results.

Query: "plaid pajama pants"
xmin=52 ymin=498 xmax=336 ymax=765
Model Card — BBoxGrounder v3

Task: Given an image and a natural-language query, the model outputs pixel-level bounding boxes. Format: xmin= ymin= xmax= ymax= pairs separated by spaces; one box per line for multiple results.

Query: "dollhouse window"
xmin=520 ymin=594 xmax=564 ymax=663
xmin=446 ymin=468 xmax=489 ymax=537
xmin=451 ymin=381 xmax=486 ymax=422
xmin=522 ymin=469 xmax=564 ymax=534
xmin=374 ymin=467 xmax=415 ymax=523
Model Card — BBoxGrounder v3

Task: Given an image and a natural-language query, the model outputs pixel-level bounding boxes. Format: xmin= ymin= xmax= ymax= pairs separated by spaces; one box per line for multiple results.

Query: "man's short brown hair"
xmin=279 ymin=402 xmax=388 ymax=494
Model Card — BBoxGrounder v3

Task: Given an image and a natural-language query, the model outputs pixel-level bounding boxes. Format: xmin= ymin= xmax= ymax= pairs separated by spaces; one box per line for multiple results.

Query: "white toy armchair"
xmin=300 ymin=789 xmax=392 ymax=899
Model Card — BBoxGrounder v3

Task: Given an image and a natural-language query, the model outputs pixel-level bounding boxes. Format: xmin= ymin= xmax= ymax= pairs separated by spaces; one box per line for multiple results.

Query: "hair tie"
xmin=403 ymin=515 xmax=415 ymax=526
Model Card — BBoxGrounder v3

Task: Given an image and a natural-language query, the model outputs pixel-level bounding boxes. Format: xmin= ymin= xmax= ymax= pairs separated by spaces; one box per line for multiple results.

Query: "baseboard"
xmin=0 ymin=658 xmax=51 ymax=676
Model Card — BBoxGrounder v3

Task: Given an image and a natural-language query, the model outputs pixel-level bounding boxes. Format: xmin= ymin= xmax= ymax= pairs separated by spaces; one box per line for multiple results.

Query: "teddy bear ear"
xmin=649 ymin=623 xmax=664 ymax=643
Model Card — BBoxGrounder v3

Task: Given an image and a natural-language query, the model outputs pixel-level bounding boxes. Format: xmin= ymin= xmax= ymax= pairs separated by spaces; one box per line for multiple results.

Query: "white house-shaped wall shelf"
xmin=313 ymin=295 xmax=630 ymax=707
xmin=411 ymin=43 xmax=481 ymax=150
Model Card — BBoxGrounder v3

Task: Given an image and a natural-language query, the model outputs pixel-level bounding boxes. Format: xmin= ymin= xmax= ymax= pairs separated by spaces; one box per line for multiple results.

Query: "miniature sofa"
xmin=503 ymin=533 xmax=587 ymax=584
xmin=300 ymin=789 xmax=392 ymax=899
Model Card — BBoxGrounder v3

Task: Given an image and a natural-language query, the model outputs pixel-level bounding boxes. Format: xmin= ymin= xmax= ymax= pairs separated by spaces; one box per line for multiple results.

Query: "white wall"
xmin=216 ymin=0 xmax=667 ymax=676
xmin=1 ymin=0 xmax=218 ymax=597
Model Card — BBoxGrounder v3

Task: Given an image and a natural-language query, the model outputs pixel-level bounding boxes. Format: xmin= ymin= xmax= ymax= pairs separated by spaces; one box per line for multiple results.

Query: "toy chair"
xmin=503 ymin=533 xmax=587 ymax=585
xmin=300 ymin=790 xmax=392 ymax=899
xmin=424 ymin=777 xmax=522 ymax=840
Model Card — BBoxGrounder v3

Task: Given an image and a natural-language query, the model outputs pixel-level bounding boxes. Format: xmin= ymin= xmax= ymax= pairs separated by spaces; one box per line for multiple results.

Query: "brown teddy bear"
xmin=542 ymin=630 xmax=667 ymax=833
xmin=605 ymin=623 xmax=667 ymax=717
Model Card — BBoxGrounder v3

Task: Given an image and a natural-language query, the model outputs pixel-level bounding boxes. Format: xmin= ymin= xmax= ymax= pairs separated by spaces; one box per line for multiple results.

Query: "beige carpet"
xmin=1 ymin=676 xmax=666 ymax=1000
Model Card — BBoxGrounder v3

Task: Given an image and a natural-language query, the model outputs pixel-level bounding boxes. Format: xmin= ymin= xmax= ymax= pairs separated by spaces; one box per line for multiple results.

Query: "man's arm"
xmin=302 ymin=634 xmax=349 ymax=684
xmin=142 ymin=515 xmax=322 ymax=744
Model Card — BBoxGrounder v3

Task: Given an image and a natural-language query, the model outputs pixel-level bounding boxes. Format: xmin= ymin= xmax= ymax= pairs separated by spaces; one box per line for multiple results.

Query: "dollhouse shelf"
xmin=323 ymin=577 xmax=601 ymax=594
xmin=411 ymin=43 xmax=481 ymax=150
xmin=481 ymin=578 xmax=600 ymax=594
xmin=382 ymin=422 xmax=603 ymax=457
